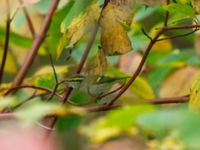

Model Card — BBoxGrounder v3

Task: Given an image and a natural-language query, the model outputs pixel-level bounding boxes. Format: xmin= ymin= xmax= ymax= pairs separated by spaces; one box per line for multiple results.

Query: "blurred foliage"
xmin=1 ymin=0 xmax=200 ymax=150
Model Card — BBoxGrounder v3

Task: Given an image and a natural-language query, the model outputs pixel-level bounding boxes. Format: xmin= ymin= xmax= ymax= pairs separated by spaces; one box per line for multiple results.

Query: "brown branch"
xmin=0 ymin=0 xmax=11 ymax=84
xmin=164 ymin=0 xmax=170 ymax=27
xmin=107 ymin=29 xmax=165 ymax=107
xmin=157 ymin=28 xmax=199 ymax=41
xmin=151 ymin=95 xmax=189 ymax=104
xmin=163 ymin=24 xmax=200 ymax=30
xmin=12 ymin=0 xmax=60 ymax=88
xmin=18 ymin=0 xmax=35 ymax=37
xmin=45 ymin=2 xmax=110 ymax=138
xmin=5 ymin=84 xmax=62 ymax=100
xmin=0 ymin=95 xmax=189 ymax=121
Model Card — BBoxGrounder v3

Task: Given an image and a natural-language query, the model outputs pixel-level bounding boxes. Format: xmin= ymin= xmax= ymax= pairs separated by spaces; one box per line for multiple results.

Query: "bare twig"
xmin=45 ymin=1 xmax=110 ymax=138
xmin=160 ymin=29 xmax=199 ymax=41
xmin=12 ymin=0 xmax=60 ymax=88
xmin=107 ymin=29 xmax=165 ymax=107
xmin=0 ymin=95 xmax=189 ymax=121
xmin=5 ymin=84 xmax=62 ymax=100
xmin=18 ymin=0 xmax=35 ymax=37
xmin=0 ymin=0 xmax=11 ymax=84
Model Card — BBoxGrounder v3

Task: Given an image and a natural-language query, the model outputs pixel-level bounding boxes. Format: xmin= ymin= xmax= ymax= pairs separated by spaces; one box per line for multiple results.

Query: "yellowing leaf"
xmin=0 ymin=83 xmax=11 ymax=96
xmin=0 ymin=49 xmax=17 ymax=74
xmin=100 ymin=0 xmax=135 ymax=55
xmin=160 ymin=67 xmax=200 ymax=98
xmin=80 ymin=104 xmax=154 ymax=144
xmin=57 ymin=3 xmax=100 ymax=58
xmin=34 ymin=65 xmax=68 ymax=76
xmin=27 ymin=65 xmax=69 ymax=89
xmin=191 ymin=0 xmax=200 ymax=13
xmin=16 ymin=101 xmax=86 ymax=125
xmin=87 ymin=48 xmax=107 ymax=76
xmin=129 ymin=76 xmax=155 ymax=100
xmin=152 ymin=38 xmax=172 ymax=52
xmin=189 ymin=74 xmax=200 ymax=111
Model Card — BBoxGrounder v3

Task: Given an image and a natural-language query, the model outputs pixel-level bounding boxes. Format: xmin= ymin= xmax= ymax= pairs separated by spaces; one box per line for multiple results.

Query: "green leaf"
xmin=45 ymin=1 xmax=75 ymax=55
xmin=129 ymin=76 xmax=155 ymax=99
xmin=80 ymin=104 xmax=155 ymax=143
xmin=163 ymin=3 xmax=195 ymax=22
xmin=107 ymin=67 xmax=155 ymax=100
xmin=0 ymin=27 xmax=32 ymax=48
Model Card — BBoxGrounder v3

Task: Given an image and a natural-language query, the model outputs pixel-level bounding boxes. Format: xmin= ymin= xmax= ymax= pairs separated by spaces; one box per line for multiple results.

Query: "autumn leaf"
xmin=87 ymin=48 xmax=107 ymax=76
xmin=57 ymin=3 xmax=100 ymax=58
xmin=191 ymin=0 xmax=200 ymax=13
xmin=0 ymin=49 xmax=17 ymax=74
xmin=189 ymin=74 xmax=200 ymax=111
xmin=100 ymin=0 xmax=135 ymax=56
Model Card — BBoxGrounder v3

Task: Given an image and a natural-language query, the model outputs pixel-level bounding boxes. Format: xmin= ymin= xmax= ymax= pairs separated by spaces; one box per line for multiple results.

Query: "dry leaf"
xmin=160 ymin=67 xmax=200 ymax=97
xmin=61 ymin=3 xmax=100 ymax=46
xmin=191 ymin=0 xmax=200 ymax=13
xmin=87 ymin=48 xmax=107 ymax=76
xmin=100 ymin=0 xmax=135 ymax=56
xmin=57 ymin=3 xmax=100 ymax=58
xmin=189 ymin=74 xmax=200 ymax=111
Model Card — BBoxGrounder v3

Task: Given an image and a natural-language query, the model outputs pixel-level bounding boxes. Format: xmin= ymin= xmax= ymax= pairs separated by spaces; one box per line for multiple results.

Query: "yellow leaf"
xmin=129 ymin=76 xmax=155 ymax=100
xmin=191 ymin=0 xmax=200 ymax=13
xmin=0 ymin=83 xmax=11 ymax=96
xmin=152 ymin=38 xmax=172 ymax=52
xmin=189 ymin=74 xmax=200 ymax=111
xmin=87 ymin=48 xmax=107 ymax=76
xmin=0 ymin=49 xmax=17 ymax=74
xmin=34 ymin=65 xmax=68 ymax=76
xmin=100 ymin=0 xmax=135 ymax=55
xmin=57 ymin=3 xmax=100 ymax=58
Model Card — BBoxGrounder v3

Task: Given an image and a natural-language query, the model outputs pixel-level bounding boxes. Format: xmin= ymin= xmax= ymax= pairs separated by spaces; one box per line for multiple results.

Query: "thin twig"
xmin=5 ymin=84 xmax=62 ymax=100
xmin=45 ymin=1 xmax=110 ymax=138
xmin=107 ymin=29 xmax=165 ymax=107
xmin=12 ymin=0 xmax=60 ymax=88
xmin=48 ymin=54 xmax=59 ymax=101
xmin=0 ymin=0 xmax=11 ymax=84
xmin=164 ymin=0 xmax=170 ymax=27
xmin=141 ymin=28 xmax=153 ymax=41
xmin=0 ymin=95 xmax=189 ymax=120
xmin=18 ymin=0 xmax=35 ymax=37
xmin=157 ymin=28 xmax=199 ymax=41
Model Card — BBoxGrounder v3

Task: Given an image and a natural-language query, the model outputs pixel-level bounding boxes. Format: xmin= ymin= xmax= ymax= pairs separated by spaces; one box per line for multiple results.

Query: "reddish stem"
xmin=0 ymin=0 xmax=11 ymax=84
xmin=12 ymin=0 xmax=59 ymax=88
xmin=18 ymin=0 xmax=36 ymax=37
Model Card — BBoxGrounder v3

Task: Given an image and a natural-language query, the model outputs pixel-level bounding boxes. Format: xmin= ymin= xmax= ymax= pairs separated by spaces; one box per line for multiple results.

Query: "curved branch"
xmin=5 ymin=84 xmax=62 ymax=100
